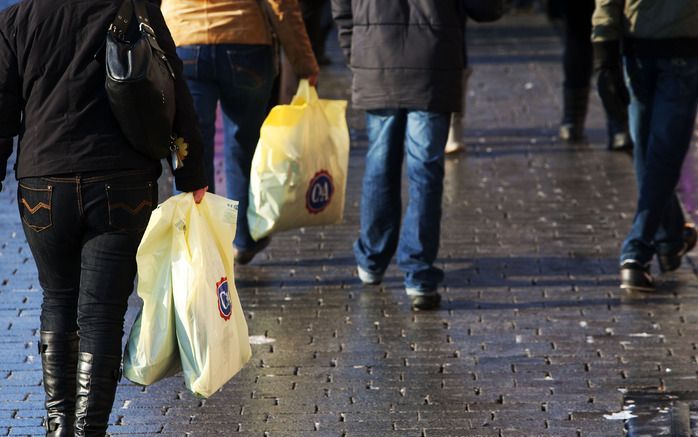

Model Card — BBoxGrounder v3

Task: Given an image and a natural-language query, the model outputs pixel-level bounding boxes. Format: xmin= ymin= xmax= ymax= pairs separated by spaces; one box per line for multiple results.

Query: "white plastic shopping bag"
xmin=247 ymin=79 xmax=349 ymax=240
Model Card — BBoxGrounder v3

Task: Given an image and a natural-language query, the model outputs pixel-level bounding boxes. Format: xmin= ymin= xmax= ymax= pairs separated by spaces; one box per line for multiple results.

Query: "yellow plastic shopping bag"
xmin=248 ymin=79 xmax=349 ymax=240
xmin=123 ymin=196 xmax=185 ymax=386
xmin=123 ymin=193 xmax=251 ymax=398
xmin=171 ymin=193 xmax=251 ymax=398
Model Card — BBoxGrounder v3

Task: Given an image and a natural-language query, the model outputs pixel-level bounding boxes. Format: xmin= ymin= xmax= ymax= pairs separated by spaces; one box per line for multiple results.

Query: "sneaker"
xmin=620 ymin=261 xmax=655 ymax=293
xmin=657 ymin=224 xmax=697 ymax=273
xmin=234 ymin=237 xmax=271 ymax=265
xmin=406 ymin=287 xmax=442 ymax=310
xmin=608 ymin=131 xmax=633 ymax=152
xmin=559 ymin=123 xmax=585 ymax=143
xmin=357 ymin=266 xmax=383 ymax=285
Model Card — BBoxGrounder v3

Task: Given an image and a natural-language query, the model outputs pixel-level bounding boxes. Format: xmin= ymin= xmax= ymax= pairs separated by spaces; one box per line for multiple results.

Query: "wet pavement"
xmin=3 ymin=7 xmax=698 ymax=437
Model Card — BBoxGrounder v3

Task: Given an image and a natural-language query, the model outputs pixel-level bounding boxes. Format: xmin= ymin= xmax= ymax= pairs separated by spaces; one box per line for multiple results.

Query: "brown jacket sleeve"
xmin=261 ymin=0 xmax=319 ymax=78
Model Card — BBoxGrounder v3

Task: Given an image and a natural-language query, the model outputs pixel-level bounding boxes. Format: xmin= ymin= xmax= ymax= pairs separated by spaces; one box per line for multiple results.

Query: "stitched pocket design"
xmin=18 ymin=183 xmax=53 ymax=232
xmin=106 ymin=182 xmax=154 ymax=230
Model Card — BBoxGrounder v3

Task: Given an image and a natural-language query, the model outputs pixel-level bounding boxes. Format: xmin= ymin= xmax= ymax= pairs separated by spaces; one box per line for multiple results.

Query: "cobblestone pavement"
xmin=4 ymin=10 xmax=698 ymax=437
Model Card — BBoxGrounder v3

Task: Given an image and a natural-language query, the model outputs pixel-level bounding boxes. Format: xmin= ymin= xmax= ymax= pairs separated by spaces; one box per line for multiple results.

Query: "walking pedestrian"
xmin=332 ymin=0 xmax=503 ymax=310
xmin=160 ymin=0 xmax=319 ymax=265
xmin=591 ymin=0 xmax=698 ymax=291
xmin=0 ymin=1 xmax=208 ymax=436
xmin=554 ymin=0 xmax=631 ymax=151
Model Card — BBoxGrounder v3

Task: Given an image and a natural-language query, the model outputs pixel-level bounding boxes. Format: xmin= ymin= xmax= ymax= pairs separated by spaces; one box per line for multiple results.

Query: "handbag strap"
xmin=108 ymin=0 xmax=160 ymax=50
xmin=108 ymin=0 xmax=136 ymax=42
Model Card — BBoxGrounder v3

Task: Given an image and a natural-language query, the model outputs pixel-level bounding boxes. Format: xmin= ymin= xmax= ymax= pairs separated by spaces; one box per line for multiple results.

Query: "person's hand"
xmin=308 ymin=71 xmax=319 ymax=87
xmin=193 ymin=186 xmax=208 ymax=204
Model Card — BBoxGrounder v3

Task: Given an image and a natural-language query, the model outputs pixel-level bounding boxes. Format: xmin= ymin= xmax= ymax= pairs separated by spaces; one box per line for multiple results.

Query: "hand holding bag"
xmin=105 ymin=0 xmax=176 ymax=160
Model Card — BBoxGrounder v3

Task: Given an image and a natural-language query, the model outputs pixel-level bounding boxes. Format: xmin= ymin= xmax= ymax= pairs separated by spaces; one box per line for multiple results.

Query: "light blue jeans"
xmin=354 ymin=109 xmax=450 ymax=292
xmin=621 ymin=56 xmax=698 ymax=265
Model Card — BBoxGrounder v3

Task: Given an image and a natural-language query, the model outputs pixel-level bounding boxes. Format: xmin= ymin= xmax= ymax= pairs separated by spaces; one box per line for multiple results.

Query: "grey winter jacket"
xmin=331 ymin=0 xmax=503 ymax=112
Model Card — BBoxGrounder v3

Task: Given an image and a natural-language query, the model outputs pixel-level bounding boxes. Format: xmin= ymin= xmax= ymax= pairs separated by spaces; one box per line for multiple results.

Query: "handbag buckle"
xmin=139 ymin=22 xmax=155 ymax=37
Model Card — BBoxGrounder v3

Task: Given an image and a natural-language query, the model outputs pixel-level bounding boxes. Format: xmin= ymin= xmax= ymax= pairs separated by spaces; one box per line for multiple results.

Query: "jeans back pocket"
xmin=18 ymin=183 xmax=53 ymax=232
xmin=106 ymin=182 xmax=154 ymax=231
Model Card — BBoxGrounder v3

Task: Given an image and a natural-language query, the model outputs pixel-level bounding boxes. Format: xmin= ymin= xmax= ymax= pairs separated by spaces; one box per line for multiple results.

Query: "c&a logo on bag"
xmin=306 ymin=170 xmax=334 ymax=214
xmin=216 ymin=277 xmax=232 ymax=321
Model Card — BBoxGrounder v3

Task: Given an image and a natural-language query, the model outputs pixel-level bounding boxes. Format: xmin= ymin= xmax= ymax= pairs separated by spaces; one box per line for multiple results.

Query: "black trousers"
xmin=561 ymin=0 xmax=595 ymax=89
xmin=18 ymin=170 xmax=157 ymax=356
xmin=299 ymin=0 xmax=331 ymax=58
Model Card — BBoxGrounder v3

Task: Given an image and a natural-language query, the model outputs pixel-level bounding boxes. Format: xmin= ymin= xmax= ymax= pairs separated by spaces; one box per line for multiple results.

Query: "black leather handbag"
xmin=105 ymin=0 xmax=175 ymax=160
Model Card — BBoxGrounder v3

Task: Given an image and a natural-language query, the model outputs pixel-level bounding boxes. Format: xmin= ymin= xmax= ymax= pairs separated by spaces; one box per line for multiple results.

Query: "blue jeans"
xmin=18 ymin=170 xmax=158 ymax=356
xmin=176 ymin=44 xmax=274 ymax=250
xmin=354 ymin=110 xmax=449 ymax=292
xmin=620 ymin=56 xmax=698 ymax=265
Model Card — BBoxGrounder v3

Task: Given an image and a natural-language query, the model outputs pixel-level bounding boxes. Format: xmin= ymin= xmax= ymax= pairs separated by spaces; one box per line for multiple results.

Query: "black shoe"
xmin=234 ymin=237 xmax=271 ymax=265
xmin=658 ymin=224 xmax=698 ymax=272
xmin=620 ymin=261 xmax=655 ymax=292
xmin=40 ymin=331 xmax=79 ymax=437
xmin=409 ymin=293 xmax=442 ymax=311
xmin=74 ymin=352 xmax=122 ymax=437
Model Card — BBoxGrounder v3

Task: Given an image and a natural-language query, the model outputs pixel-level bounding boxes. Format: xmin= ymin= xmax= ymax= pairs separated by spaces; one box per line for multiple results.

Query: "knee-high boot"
xmin=39 ymin=331 xmax=79 ymax=437
xmin=74 ymin=352 xmax=122 ymax=437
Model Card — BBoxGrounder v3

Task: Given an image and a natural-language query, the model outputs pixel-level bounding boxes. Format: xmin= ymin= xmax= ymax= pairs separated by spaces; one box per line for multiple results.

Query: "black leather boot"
xmin=39 ymin=331 xmax=79 ymax=437
xmin=74 ymin=352 xmax=122 ymax=437
xmin=559 ymin=86 xmax=589 ymax=143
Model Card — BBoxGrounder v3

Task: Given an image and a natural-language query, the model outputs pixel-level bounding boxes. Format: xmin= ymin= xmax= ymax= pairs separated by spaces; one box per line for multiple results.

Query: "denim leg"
xmin=18 ymin=172 xmax=156 ymax=356
xmin=217 ymin=45 xmax=275 ymax=249
xmin=77 ymin=173 xmax=156 ymax=357
xmin=354 ymin=110 xmax=406 ymax=275
xmin=18 ymin=178 xmax=80 ymax=333
xmin=177 ymin=45 xmax=219 ymax=194
xmin=398 ymin=111 xmax=449 ymax=291
xmin=621 ymin=57 xmax=698 ymax=265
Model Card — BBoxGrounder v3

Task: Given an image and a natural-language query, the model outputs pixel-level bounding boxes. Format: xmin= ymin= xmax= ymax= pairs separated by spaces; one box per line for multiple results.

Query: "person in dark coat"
xmin=0 ymin=1 xmax=207 ymax=435
xmin=331 ymin=0 xmax=503 ymax=310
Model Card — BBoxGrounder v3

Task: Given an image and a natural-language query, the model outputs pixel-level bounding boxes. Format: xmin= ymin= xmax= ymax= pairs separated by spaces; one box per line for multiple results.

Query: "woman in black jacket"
xmin=0 ymin=1 xmax=207 ymax=435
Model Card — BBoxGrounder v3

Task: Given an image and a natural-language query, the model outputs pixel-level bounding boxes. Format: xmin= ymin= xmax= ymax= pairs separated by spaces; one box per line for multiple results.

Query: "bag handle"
xmin=107 ymin=0 xmax=174 ymax=76
xmin=108 ymin=0 xmax=135 ymax=41
xmin=291 ymin=79 xmax=319 ymax=106
xmin=108 ymin=0 xmax=161 ymax=49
